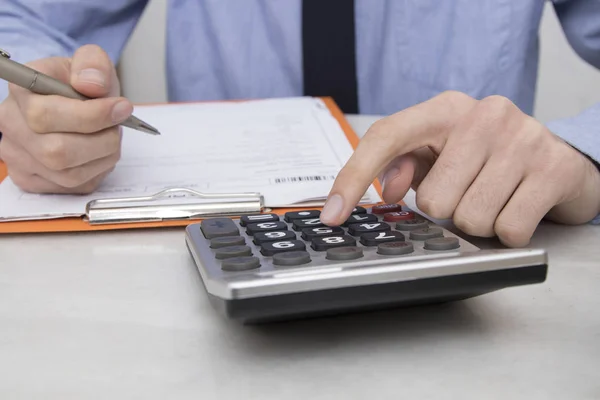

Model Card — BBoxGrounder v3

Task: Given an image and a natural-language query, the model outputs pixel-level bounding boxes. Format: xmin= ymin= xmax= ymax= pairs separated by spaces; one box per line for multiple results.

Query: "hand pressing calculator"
xmin=185 ymin=204 xmax=548 ymax=323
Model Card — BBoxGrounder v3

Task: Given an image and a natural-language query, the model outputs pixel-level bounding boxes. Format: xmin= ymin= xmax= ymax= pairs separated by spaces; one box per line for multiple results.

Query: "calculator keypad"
xmin=190 ymin=203 xmax=469 ymax=274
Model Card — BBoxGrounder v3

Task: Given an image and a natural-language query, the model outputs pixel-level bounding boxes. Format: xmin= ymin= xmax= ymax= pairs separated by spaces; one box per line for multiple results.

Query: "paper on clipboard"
xmin=0 ymin=97 xmax=381 ymax=225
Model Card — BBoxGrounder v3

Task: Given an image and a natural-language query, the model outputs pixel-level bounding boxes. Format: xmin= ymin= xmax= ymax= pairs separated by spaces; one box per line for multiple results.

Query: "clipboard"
xmin=0 ymin=97 xmax=382 ymax=234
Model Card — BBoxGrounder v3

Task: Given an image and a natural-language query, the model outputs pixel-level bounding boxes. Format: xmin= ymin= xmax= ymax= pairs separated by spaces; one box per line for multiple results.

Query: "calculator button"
xmin=239 ymin=213 xmax=279 ymax=227
xmin=253 ymin=230 xmax=296 ymax=245
xmin=372 ymin=203 xmax=403 ymax=214
xmin=215 ymin=245 xmax=253 ymax=260
xmin=284 ymin=210 xmax=321 ymax=222
xmin=383 ymin=211 xmax=415 ymax=222
xmin=347 ymin=222 xmax=391 ymax=236
xmin=301 ymin=226 xmax=345 ymax=240
xmin=221 ymin=256 xmax=261 ymax=272
xmin=343 ymin=213 xmax=378 ymax=226
xmin=292 ymin=218 xmax=325 ymax=231
xmin=395 ymin=219 xmax=429 ymax=231
xmin=359 ymin=231 xmax=405 ymax=246
xmin=377 ymin=242 xmax=415 ymax=256
xmin=424 ymin=237 xmax=460 ymax=251
xmin=351 ymin=206 xmax=367 ymax=215
xmin=311 ymin=235 xmax=356 ymax=251
xmin=326 ymin=247 xmax=364 ymax=260
xmin=246 ymin=221 xmax=288 ymax=235
xmin=260 ymin=240 xmax=306 ymax=256
xmin=409 ymin=227 xmax=444 ymax=240
xmin=210 ymin=236 xmax=246 ymax=249
xmin=200 ymin=218 xmax=239 ymax=239
xmin=273 ymin=251 xmax=312 ymax=266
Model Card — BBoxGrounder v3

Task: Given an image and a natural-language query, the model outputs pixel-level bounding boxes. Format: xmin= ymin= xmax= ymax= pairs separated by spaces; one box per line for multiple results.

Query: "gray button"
xmin=215 ymin=245 xmax=252 ymax=259
xmin=221 ymin=256 xmax=261 ymax=272
xmin=377 ymin=241 xmax=414 ymax=255
xmin=424 ymin=237 xmax=460 ymax=251
xmin=200 ymin=218 xmax=239 ymax=239
xmin=409 ymin=227 xmax=444 ymax=240
xmin=273 ymin=251 xmax=312 ymax=266
xmin=210 ymin=236 xmax=245 ymax=248
xmin=326 ymin=246 xmax=364 ymax=260
xmin=395 ymin=219 xmax=429 ymax=231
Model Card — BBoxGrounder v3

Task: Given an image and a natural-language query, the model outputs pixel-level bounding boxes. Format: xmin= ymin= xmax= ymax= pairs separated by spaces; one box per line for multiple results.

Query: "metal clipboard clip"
xmin=84 ymin=188 xmax=265 ymax=225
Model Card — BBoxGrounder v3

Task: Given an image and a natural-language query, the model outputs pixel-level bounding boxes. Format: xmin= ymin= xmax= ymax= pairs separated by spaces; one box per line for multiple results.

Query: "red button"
xmin=383 ymin=211 xmax=415 ymax=222
xmin=372 ymin=204 xmax=403 ymax=214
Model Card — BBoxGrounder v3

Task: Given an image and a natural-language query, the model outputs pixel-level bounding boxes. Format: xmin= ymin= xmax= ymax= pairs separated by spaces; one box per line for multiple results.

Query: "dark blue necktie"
xmin=302 ymin=0 xmax=359 ymax=114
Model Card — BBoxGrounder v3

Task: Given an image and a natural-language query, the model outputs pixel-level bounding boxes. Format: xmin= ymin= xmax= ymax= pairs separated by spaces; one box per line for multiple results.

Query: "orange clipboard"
xmin=0 ymin=97 xmax=383 ymax=234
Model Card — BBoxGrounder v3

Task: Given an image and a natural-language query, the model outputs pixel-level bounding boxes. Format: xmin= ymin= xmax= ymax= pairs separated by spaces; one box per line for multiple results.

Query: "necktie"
xmin=302 ymin=0 xmax=359 ymax=114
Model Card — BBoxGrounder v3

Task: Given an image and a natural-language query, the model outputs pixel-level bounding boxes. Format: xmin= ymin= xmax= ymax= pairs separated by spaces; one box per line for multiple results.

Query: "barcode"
xmin=273 ymin=175 xmax=335 ymax=184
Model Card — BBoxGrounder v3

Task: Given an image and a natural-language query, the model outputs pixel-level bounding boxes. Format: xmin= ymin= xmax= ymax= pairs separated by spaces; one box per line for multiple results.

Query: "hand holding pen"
xmin=0 ymin=45 xmax=159 ymax=194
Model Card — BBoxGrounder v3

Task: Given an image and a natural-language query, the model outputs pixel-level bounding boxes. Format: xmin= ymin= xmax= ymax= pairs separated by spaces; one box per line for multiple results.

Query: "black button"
xmin=239 ymin=213 xmax=279 ymax=227
xmin=210 ymin=236 xmax=246 ymax=249
xmin=377 ymin=242 xmax=414 ymax=256
xmin=347 ymin=222 xmax=391 ymax=236
xmin=351 ymin=206 xmax=367 ymax=215
xmin=343 ymin=213 xmax=378 ymax=226
xmin=359 ymin=231 xmax=405 ymax=246
xmin=424 ymin=237 xmax=460 ymax=251
xmin=395 ymin=219 xmax=429 ymax=231
xmin=273 ymin=251 xmax=312 ymax=266
xmin=215 ymin=245 xmax=252 ymax=260
xmin=326 ymin=246 xmax=364 ymax=260
xmin=260 ymin=240 xmax=306 ymax=256
xmin=292 ymin=218 xmax=325 ymax=231
xmin=200 ymin=218 xmax=239 ymax=239
xmin=221 ymin=256 xmax=261 ymax=271
xmin=284 ymin=210 xmax=321 ymax=222
xmin=301 ymin=226 xmax=345 ymax=240
xmin=311 ymin=235 xmax=356 ymax=251
xmin=409 ymin=227 xmax=444 ymax=240
xmin=246 ymin=221 xmax=288 ymax=235
xmin=253 ymin=230 xmax=296 ymax=245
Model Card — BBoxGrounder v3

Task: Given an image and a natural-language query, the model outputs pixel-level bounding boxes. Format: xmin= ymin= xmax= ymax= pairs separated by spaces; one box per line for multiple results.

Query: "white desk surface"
xmin=0 ymin=115 xmax=599 ymax=400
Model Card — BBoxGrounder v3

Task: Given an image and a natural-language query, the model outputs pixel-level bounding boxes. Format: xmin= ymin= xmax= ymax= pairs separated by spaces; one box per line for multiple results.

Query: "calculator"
xmin=185 ymin=204 xmax=548 ymax=323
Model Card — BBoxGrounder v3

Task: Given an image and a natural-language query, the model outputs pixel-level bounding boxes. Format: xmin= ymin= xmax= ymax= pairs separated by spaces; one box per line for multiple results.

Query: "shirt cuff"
xmin=546 ymin=103 xmax=600 ymax=225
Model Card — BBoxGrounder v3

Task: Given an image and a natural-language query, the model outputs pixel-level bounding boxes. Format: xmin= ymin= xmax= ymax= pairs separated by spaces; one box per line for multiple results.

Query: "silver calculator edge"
xmin=185 ymin=225 xmax=548 ymax=300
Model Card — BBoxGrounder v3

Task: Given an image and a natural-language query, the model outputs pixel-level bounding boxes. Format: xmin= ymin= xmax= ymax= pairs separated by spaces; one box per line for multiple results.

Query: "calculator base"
xmin=202 ymin=264 xmax=547 ymax=324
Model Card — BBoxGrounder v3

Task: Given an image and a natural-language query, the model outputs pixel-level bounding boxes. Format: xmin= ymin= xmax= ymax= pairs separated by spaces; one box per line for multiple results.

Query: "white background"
xmin=118 ymin=0 xmax=600 ymax=124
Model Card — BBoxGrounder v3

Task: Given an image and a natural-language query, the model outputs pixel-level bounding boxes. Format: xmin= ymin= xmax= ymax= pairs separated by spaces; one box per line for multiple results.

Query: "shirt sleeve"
xmin=0 ymin=0 xmax=149 ymax=101
xmin=546 ymin=103 xmax=600 ymax=224
xmin=552 ymin=0 xmax=600 ymax=69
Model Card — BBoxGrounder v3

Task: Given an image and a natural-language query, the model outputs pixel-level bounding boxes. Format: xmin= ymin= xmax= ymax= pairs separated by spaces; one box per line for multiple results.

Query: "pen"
xmin=0 ymin=48 xmax=160 ymax=135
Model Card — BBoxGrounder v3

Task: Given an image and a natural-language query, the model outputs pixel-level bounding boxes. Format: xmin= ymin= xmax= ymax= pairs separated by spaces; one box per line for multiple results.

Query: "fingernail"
xmin=381 ymin=167 xmax=399 ymax=192
xmin=77 ymin=68 xmax=105 ymax=87
xmin=321 ymin=194 xmax=344 ymax=224
xmin=111 ymin=101 xmax=132 ymax=123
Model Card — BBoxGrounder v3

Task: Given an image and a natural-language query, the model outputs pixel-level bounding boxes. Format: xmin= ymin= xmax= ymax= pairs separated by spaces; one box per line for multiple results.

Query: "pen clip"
xmin=85 ymin=187 xmax=265 ymax=225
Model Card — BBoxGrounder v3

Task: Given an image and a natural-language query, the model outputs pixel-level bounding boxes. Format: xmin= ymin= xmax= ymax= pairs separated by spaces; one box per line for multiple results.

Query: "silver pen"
xmin=0 ymin=48 xmax=160 ymax=135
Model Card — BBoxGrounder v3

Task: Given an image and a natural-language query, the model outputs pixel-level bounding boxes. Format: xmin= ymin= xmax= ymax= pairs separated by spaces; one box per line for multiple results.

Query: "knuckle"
xmin=416 ymin=190 xmax=451 ymax=219
xmin=24 ymin=97 xmax=51 ymax=133
xmin=453 ymin=211 xmax=494 ymax=237
xmin=437 ymin=90 xmax=473 ymax=105
xmin=494 ymin=219 xmax=530 ymax=247
xmin=38 ymin=136 xmax=71 ymax=170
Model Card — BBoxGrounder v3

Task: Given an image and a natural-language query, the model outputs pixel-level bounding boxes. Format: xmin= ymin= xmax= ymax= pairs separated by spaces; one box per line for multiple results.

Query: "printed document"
xmin=0 ymin=97 xmax=381 ymax=221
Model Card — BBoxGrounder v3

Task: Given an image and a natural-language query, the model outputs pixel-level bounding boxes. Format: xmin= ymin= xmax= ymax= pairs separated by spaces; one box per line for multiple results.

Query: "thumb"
xmin=69 ymin=44 xmax=120 ymax=99
xmin=378 ymin=148 xmax=436 ymax=204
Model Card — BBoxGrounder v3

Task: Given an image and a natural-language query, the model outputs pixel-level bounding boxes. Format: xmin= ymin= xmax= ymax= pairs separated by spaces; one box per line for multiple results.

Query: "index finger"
xmin=320 ymin=91 xmax=476 ymax=226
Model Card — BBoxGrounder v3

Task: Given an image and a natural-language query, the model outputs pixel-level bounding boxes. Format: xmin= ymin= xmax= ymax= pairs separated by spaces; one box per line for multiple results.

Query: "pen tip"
xmin=138 ymin=121 xmax=161 ymax=135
